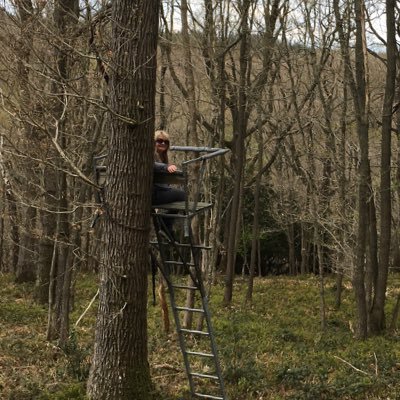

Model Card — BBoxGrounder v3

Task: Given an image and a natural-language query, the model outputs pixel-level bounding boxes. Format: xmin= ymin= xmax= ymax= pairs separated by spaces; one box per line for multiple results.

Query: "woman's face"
xmin=155 ymin=137 xmax=169 ymax=153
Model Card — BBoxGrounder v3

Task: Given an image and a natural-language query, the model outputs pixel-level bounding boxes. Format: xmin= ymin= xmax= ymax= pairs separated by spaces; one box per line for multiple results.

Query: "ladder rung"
xmin=152 ymin=201 xmax=212 ymax=212
xmin=150 ymin=240 xmax=211 ymax=250
xmin=172 ymin=284 xmax=199 ymax=290
xmin=165 ymin=260 xmax=195 ymax=266
xmin=186 ymin=350 xmax=214 ymax=358
xmin=175 ymin=306 xmax=204 ymax=313
xmin=175 ymin=243 xmax=212 ymax=250
xmin=190 ymin=372 xmax=219 ymax=380
xmin=180 ymin=328 xmax=209 ymax=336
xmin=194 ymin=394 xmax=224 ymax=400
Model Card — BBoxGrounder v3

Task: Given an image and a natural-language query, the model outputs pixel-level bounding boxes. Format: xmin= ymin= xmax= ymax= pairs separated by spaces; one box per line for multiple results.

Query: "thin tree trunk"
xmin=366 ymin=181 xmax=378 ymax=310
xmin=300 ymin=224 xmax=309 ymax=275
xmin=335 ymin=64 xmax=349 ymax=309
xmin=389 ymin=292 xmax=400 ymax=332
xmin=36 ymin=168 xmax=58 ymax=304
xmin=46 ymin=231 xmax=59 ymax=340
xmin=180 ymin=0 xmax=201 ymax=329
xmin=317 ymin=242 xmax=326 ymax=330
xmin=224 ymin=0 xmax=250 ymax=305
xmin=0 ymin=180 xmax=4 ymax=272
xmin=287 ymin=222 xmax=296 ymax=275
xmin=0 ymin=136 xmax=19 ymax=273
xmin=246 ymin=204 xmax=260 ymax=302
xmin=56 ymin=172 xmax=71 ymax=346
xmin=334 ymin=0 xmax=369 ymax=339
xmin=15 ymin=206 xmax=37 ymax=283
xmin=246 ymin=113 xmax=263 ymax=303
xmin=14 ymin=0 xmax=37 ymax=283
xmin=45 ymin=0 xmax=78 ymax=342
xmin=158 ymin=46 xmax=168 ymax=130
xmin=369 ymin=0 xmax=396 ymax=334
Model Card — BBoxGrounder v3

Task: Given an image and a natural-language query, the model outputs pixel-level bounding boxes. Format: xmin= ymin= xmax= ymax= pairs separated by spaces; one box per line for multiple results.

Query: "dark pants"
xmin=152 ymin=185 xmax=185 ymax=236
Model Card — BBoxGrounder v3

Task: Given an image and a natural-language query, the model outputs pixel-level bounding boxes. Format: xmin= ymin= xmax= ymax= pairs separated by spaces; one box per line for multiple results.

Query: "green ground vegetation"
xmin=1 ymin=272 xmax=400 ymax=399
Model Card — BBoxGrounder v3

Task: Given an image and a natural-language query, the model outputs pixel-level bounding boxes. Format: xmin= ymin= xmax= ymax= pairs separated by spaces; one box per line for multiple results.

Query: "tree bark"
xmin=366 ymin=179 xmax=378 ymax=310
xmin=334 ymin=0 xmax=369 ymax=339
xmin=87 ymin=0 xmax=158 ymax=398
xmin=352 ymin=0 xmax=370 ymax=339
xmin=0 ymin=136 xmax=19 ymax=273
xmin=224 ymin=0 xmax=250 ymax=304
xmin=45 ymin=0 xmax=79 ymax=343
xmin=335 ymin=61 xmax=349 ymax=309
xmin=246 ymin=108 xmax=263 ymax=302
xmin=36 ymin=167 xmax=58 ymax=304
xmin=180 ymin=0 xmax=201 ymax=330
xmin=14 ymin=0 xmax=37 ymax=284
xmin=369 ymin=0 xmax=396 ymax=334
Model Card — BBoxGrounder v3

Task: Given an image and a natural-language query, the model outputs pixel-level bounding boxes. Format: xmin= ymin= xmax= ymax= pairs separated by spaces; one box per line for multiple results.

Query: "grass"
xmin=1 ymin=272 xmax=400 ymax=399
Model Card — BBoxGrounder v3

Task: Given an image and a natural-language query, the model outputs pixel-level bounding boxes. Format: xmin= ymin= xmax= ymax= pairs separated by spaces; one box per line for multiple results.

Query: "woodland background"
xmin=1 ymin=0 xmax=400 ymax=399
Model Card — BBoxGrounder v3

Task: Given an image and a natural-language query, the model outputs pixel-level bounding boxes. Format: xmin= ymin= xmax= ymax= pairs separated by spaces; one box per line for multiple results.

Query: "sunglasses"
xmin=156 ymin=139 xmax=169 ymax=145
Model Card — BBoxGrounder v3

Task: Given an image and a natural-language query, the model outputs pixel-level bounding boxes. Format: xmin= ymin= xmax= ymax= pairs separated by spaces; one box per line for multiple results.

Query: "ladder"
xmin=93 ymin=146 xmax=229 ymax=399
xmin=152 ymin=203 xmax=226 ymax=400
xmin=152 ymin=146 xmax=229 ymax=400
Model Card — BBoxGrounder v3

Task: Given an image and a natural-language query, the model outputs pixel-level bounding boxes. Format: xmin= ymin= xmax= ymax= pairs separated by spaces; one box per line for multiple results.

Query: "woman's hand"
xmin=167 ymin=164 xmax=178 ymax=173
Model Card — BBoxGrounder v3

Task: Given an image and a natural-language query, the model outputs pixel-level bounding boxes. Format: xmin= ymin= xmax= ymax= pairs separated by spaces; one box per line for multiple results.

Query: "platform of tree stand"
xmin=93 ymin=146 xmax=229 ymax=400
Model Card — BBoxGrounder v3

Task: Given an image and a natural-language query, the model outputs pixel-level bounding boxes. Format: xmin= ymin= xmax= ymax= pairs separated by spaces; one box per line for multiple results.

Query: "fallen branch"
xmin=333 ymin=355 xmax=370 ymax=376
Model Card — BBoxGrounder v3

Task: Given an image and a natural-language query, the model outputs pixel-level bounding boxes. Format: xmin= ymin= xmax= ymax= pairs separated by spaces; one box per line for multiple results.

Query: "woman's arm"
xmin=154 ymin=162 xmax=178 ymax=173
xmin=154 ymin=162 xmax=168 ymax=172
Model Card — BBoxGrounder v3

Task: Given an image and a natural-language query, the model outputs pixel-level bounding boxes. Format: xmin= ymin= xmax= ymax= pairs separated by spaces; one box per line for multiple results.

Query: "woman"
xmin=153 ymin=130 xmax=185 ymax=239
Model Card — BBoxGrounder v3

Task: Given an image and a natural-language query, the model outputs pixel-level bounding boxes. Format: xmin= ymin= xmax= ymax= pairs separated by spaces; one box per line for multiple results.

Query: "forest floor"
xmin=1 ymin=272 xmax=400 ymax=400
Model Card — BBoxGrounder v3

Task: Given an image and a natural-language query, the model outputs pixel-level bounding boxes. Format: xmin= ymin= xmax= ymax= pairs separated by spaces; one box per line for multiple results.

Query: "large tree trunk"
xmin=87 ymin=0 xmax=158 ymax=398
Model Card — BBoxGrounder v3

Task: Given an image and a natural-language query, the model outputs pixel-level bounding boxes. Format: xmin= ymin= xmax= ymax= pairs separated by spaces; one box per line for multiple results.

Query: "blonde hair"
xmin=154 ymin=130 xmax=170 ymax=142
xmin=154 ymin=130 xmax=170 ymax=163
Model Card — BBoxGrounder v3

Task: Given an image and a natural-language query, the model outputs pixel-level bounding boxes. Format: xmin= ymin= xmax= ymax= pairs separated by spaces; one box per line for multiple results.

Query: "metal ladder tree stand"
xmin=93 ymin=146 xmax=229 ymax=400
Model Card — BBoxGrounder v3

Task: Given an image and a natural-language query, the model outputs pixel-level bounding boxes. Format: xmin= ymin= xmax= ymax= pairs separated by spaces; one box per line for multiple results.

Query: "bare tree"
xmin=46 ymin=0 xmax=80 ymax=345
xmin=334 ymin=0 xmax=370 ymax=339
xmin=223 ymin=0 xmax=251 ymax=304
xmin=14 ymin=0 xmax=37 ymax=284
xmin=369 ymin=0 xmax=396 ymax=334
xmin=245 ymin=105 xmax=263 ymax=302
